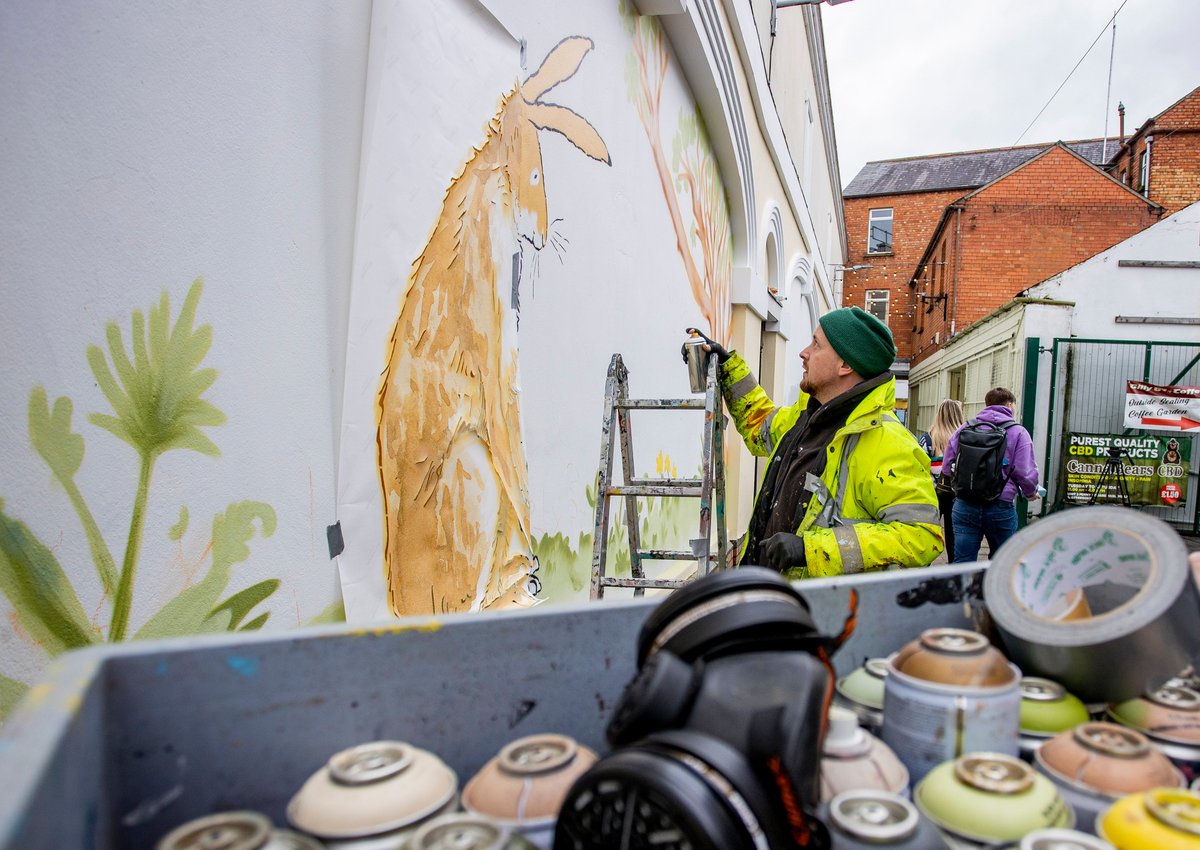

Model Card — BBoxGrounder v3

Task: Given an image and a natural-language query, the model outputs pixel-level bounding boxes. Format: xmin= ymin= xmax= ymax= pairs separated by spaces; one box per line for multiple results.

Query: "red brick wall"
xmin=1114 ymin=88 xmax=1200 ymax=215
xmin=910 ymin=146 xmax=1160 ymax=364
xmin=842 ymin=188 xmax=962 ymax=360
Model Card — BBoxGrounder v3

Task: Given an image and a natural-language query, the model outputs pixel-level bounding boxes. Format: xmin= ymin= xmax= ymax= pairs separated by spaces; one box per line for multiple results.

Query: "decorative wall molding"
xmin=660 ymin=0 xmax=756 ymax=269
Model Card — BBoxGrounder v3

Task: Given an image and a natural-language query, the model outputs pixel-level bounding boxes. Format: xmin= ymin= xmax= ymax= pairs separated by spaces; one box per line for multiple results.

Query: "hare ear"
xmin=526 ymin=102 xmax=612 ymax=165
xmin=522 ymin=36 xmax=595 ymax=102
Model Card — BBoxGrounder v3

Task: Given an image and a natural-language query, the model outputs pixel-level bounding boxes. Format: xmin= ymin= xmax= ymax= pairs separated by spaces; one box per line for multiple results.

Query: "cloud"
xmin=823 ymin=0 xmax=1200 ymax=185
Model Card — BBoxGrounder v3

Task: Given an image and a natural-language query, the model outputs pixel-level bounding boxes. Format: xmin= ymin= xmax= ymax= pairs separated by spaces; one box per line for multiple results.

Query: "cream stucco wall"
xmin=645 ymin=0 xmax=844 ymax=548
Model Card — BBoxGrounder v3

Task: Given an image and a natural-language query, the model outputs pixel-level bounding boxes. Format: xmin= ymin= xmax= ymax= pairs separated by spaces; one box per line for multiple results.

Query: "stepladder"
xmin=590 ymin=352 xmax=729 ymax=599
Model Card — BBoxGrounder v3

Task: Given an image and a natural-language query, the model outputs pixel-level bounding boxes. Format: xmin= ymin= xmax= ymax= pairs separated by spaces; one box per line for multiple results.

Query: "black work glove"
xmin=763 ymin=532 xmax=807 ymax=572
xmin=682 ymin=327 xmax=731 ymax=365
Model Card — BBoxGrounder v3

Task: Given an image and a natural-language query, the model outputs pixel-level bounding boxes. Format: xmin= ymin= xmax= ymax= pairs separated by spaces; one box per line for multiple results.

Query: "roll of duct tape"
xmin=984 ymin=507 xmax=1200 ymax=705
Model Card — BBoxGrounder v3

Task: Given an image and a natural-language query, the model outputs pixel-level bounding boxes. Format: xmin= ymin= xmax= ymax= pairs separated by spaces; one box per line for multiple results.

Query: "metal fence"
xmin=1043 ymin=338 xmax=1200 ymax=533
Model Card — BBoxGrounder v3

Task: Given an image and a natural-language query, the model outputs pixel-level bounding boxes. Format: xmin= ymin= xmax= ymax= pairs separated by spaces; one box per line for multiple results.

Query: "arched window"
xmin=763 ymin=205 xmax=785 ymax=300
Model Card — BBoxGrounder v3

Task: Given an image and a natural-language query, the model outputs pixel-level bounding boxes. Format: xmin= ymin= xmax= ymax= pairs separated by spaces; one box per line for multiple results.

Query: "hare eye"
xmin=530 ymin=169 xmax=540 ymax=186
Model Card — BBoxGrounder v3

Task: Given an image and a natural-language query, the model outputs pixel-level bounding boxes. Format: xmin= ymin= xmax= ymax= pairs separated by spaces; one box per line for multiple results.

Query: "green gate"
xmin=1042 ymin=338 xmax=1200 ymax=534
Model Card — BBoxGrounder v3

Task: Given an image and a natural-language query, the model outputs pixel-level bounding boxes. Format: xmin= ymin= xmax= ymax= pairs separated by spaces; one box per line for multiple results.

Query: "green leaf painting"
xmin=306 ymin=599 xmax=347 ymax=625
xmin=0 ymin=504 xmax=97 ymax=654
xmin=0 ymin=278 xmax=335 ymax=723
xmin=28 ymin=388 xmax=119 ymax=597
xmin=534 ymin=451 xmax=697 ymax=603
xmin=210 ymin=579 xmax=281 ymax=631
xmin=0 ymin=674 xmax=29 ymax=722
xmin=135 ymin=502 xmax=277 ymax=640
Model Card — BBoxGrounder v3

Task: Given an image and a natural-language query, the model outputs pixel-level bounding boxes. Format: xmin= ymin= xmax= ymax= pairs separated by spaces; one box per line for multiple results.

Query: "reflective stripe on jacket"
xmin=720 ymin=352 xmax=943 ymax=578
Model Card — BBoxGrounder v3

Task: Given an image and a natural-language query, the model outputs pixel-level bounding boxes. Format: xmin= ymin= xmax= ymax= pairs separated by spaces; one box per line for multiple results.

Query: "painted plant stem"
xmin=28 ymin=389 xmax=120 ymax=598
xmin=109 ymin=452 xmax=155 ymax=642
xmin=58 ymin=475 xmax=118 ymax=599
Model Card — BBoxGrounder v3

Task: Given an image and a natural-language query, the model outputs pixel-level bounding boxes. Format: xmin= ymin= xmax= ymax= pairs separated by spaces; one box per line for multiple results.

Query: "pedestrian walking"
xmin=918 ymin=399 xmax=965 ymax=561
xmin=943 ymin=387 xmax=1042 ymax=562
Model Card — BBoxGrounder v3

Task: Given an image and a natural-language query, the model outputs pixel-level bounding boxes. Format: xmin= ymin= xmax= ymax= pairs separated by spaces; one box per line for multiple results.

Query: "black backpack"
xmin=950 ymin=419 xmax=1015 ymax=503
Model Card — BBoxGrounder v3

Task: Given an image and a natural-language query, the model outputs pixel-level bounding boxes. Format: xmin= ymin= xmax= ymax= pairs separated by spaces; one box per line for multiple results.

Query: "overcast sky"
xmin=821 ymin=0 xmax=1200 ymax=187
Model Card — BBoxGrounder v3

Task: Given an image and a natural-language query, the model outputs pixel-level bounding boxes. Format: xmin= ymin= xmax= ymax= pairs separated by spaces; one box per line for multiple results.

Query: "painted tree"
xmin=621 ymin=2 xmax=733 ymax=345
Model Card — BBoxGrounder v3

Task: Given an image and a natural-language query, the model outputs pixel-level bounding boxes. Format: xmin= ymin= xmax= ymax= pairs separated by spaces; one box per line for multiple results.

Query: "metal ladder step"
xmin=598 ymin=576 xmax=695 ymax=590
xmin=616 ymin=399 xmax=706 ymax=410
xmin=606 ymin=484 xmax=702 ymax=498
xmin=590 ymin=351 xmax=728 ymax=600
xmin=637 ymin=548 xmax=711 ymax=561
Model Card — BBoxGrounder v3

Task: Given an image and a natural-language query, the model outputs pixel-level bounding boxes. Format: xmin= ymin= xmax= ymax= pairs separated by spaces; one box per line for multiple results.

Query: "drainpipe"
xmin=950 ymin=204 xmax=964 ymax=336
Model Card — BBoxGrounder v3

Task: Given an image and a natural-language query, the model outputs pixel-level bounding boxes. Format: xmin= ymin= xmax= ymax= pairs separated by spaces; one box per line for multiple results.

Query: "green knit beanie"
xmin=818 ymin=307 xmax=895 ymax=378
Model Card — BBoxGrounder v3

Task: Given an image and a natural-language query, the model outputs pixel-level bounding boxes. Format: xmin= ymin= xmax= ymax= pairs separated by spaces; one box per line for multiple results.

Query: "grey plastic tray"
xmin=0 ymin=563 xmax=983 ymax=849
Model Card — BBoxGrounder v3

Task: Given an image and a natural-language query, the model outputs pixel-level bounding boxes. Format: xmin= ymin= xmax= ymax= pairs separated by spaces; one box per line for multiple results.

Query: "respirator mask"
xmin=554 ymin=567 xmax=855 ymax=850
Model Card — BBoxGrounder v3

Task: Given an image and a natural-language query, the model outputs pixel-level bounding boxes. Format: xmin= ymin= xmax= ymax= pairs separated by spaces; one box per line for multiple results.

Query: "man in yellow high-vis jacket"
xmin=689 ymin=308 xmax=943 ymax=579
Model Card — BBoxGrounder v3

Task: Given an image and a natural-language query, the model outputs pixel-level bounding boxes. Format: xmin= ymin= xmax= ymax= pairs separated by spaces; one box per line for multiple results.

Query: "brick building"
xmin=907 ymin=144 xmax=1160 ymax=362
xmin=1112 ymin=85 xmax=1200 ymax=215
xmin=842 ymin=140 xmax=1111 ymax=369
xmin=840 ymin=83 xmax=1200 ymax=374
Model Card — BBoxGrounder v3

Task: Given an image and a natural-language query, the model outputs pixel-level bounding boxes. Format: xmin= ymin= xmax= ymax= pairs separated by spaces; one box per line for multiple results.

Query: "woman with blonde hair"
xmin=918 ymin=399 xmax=965 ymax=559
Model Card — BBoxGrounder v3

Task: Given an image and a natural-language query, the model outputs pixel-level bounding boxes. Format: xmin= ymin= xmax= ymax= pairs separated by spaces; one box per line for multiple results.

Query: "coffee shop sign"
xmin=1124 ymin=381 xmax=1200 ymax=432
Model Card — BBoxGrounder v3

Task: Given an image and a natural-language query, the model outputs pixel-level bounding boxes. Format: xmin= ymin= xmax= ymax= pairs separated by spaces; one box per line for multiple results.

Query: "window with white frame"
xmin=865 ymin=289 xmax=889 ymax=324
xmin=867 ymin=208 xmax=893 ymax=254
xmin=1139 ymin=146 xmax=1150 ymax=193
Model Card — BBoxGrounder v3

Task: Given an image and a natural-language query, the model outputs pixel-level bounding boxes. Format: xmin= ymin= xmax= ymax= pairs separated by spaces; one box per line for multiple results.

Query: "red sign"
xmin=1125 ymin=381 xmax=1200 ymax=432
xmin=1161 ymin=483 xmax=1182 ymax=505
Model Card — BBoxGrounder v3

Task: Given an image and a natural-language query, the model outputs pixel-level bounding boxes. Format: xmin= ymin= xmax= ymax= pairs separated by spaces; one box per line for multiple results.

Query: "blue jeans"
xmin=951 ymin=499 xmax=1017 ymax=563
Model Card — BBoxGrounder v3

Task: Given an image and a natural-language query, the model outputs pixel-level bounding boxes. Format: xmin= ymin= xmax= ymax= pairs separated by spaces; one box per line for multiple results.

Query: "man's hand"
xmin=682 ymin=327 xmax=731 ymax=364
xmin=763 ymin=532 xmax=807 ymax=572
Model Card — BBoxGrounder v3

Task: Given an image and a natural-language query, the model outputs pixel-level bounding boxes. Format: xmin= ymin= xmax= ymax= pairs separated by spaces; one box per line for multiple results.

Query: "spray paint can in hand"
xmin=682 ymin=335 xmax=710 ymax=394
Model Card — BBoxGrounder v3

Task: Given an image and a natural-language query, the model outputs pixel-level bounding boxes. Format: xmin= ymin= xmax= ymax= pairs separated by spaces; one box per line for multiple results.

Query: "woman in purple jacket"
xmin=942 ymin=387 xmax=1042 ymax=562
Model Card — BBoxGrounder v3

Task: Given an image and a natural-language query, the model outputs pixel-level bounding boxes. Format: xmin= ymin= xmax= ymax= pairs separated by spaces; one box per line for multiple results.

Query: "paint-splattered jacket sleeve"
xmin=790 ymin=420 xmax=944 ymax=578
xmin=718 ymin=352 xmax=801 ymax=458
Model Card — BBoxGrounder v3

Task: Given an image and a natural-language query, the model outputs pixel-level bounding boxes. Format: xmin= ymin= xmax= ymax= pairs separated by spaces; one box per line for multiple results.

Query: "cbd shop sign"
xmin=1062 ymin=432 xmax=1190 ymax=507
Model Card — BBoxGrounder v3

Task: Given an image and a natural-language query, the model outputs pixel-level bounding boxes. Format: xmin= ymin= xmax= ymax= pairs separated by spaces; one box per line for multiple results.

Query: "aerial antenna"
xmin=1102 ymin=12 xmax=1117 ymax=161
xmin=1013 ymin=0 xmax=1131 ymax=147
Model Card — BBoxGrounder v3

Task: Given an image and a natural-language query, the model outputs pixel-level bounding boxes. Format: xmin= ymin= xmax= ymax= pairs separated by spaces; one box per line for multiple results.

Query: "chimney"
xmin=1118 ymin=102 xmax=1125 ymax=143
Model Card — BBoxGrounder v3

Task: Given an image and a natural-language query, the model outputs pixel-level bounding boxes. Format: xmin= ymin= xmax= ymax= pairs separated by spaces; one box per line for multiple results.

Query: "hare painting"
xmin=376 ymin=37 xmax=611 ymax=616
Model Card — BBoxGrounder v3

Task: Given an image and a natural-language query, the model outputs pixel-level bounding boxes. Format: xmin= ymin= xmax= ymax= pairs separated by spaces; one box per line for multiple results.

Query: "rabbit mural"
xmin=376 ymin=36 xmax=611 ymax=616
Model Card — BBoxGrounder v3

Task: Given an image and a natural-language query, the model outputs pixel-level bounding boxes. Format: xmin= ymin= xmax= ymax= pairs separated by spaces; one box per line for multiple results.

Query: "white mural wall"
xmin=338 ymin=0 xmax=732 ymax=619
xmin=0 ymin=0 xmax=839 ymax=710
xmin=0 ymin=2 xmax=368 ymax=707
